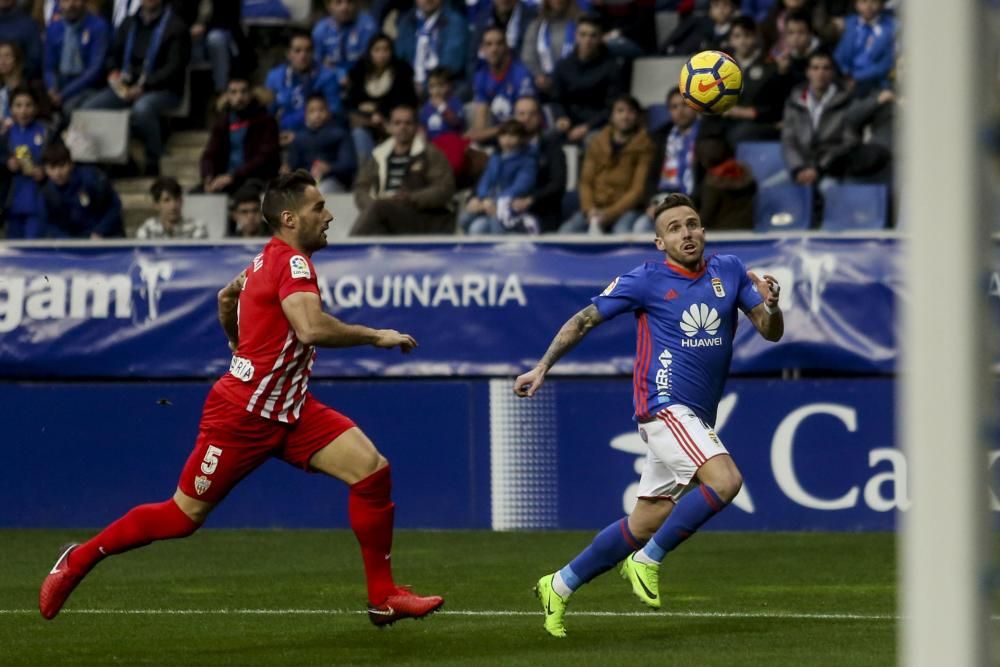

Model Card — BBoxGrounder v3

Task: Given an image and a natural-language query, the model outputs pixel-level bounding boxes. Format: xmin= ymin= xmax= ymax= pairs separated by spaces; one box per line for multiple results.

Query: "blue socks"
xmin=557 ymin=517 xmax=645 ymax=594
xmin=639 ymin=485 xmax=727 ymax=564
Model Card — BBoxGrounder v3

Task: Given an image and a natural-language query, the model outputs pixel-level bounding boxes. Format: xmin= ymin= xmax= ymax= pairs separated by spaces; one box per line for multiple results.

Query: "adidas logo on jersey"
xmin=680 ymin=304 xmax=723 ymax=348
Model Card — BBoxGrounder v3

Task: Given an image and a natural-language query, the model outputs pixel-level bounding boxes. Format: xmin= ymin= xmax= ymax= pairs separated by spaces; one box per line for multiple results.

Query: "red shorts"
xmin=177 ymin=387 xmax=356 ymax=503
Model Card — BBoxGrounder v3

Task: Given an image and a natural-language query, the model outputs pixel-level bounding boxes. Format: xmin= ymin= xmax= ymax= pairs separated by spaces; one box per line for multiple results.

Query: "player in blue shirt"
xmin=514 ymin=193 xmax=784 ymax=637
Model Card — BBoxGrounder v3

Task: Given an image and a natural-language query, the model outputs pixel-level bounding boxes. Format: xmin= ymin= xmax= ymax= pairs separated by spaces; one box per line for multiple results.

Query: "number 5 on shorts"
xmin=200 ymin=445 xmax=223 ymax=475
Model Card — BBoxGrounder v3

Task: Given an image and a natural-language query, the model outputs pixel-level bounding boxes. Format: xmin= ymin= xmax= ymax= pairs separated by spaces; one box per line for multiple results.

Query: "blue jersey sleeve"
xmin=731 ymin=255 xmax=764 ymax=313
xmin=590 ymin=265 xmax=647 ymax=320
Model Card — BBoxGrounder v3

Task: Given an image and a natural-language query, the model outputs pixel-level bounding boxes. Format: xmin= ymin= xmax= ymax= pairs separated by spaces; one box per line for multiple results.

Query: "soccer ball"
xmin=678 ymin=50 xmax=743 ymax=114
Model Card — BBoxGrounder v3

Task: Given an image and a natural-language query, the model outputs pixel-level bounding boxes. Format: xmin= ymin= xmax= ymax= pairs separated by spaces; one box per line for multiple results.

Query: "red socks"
xmin=68 ymin=499 xmax=199 ymax=573
xmin=349 ymin=465 xmax=396 ymax=604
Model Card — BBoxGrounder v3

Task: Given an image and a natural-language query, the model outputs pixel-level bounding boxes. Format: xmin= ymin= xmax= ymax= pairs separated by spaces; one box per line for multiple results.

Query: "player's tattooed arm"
xmin=537 ymin=304 xmax=605 ymax=371
xmin=515 ymin=304 xmax=605 ymax=397
xmin=217 ymin=271 xmax=246 ymax=349
xmin=746 ymin=272 xmax=783 ymax=342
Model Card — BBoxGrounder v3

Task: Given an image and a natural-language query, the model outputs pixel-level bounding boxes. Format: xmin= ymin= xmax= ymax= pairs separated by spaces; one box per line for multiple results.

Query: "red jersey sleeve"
xmin=275 ymin=250 xmax=320 ymax=301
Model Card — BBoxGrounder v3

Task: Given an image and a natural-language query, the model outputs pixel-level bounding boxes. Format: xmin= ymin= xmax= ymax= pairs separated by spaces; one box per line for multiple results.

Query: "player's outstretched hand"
xmin=513 ymin=366 xmax=546 ymax=398
xmin=374 ymin=329 xmax=417 ymax=353
xmin=747 ymin=271 xmax=780 ymax=310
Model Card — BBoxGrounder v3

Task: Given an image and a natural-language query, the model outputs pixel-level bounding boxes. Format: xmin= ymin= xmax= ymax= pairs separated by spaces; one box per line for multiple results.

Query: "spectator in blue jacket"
xmin=467 ymin=25 xmax=535 ymax=144
xmin=40 ymin=142 xmax=124 ymax=238
xmin=469 ymin=0 xmax=538 ymax=71
xmin=265 ymin=30 xmax=342 ymax=145
xmin=312 ymin=0 xmax=378 ymax=85
xmin=44 ymin=0 xmax=111 ymax=115
xmin=834 ymin=0 xmax=895 ymax=96
xmin=395 ymin=0 xmax=469 ymax=94
xmin=0 ymin=0 xmax=42 ymax=78
xmin=460 ymin=119 xmax=538 ymax=234
xmin=285 ymin=94 xmax=357 ymax=193
xmin=420 ymin=66 xmax=465 ymax=140
xmin=1 ymin=87 xmax=48 ymax=238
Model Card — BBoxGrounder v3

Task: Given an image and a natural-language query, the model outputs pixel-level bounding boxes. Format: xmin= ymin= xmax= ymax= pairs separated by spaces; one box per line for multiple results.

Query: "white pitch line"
xmin=0 ymin=608 xmax=943 ymax=621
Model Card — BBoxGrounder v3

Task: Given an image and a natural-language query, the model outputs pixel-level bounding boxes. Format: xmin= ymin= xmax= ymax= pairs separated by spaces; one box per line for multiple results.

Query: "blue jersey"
xmin=311 ymin=13 xmax=377 ymax=79
xmin=591 ymin=255 xmax=763 ymax=426
xmin=473 ymin=58 xmax=535 ymax=124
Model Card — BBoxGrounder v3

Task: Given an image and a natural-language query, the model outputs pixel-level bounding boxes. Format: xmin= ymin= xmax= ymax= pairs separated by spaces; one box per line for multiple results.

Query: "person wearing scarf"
xmin=394 ymin=0 xmax=468 ymax=94
xmin=81 ymin=0 xmax=189 ymax=176
xmin=44 ymin=0 xmax=110 ymax=114
xmin=520 ymin=0 xmax=577 ymax=96
xmin=265 ymin=31 xmax=342 ymax=146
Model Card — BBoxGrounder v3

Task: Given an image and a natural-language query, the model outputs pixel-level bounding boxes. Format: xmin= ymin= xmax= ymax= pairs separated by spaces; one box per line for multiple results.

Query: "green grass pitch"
xmin=2 ymin=530 xmax=896 ymax=666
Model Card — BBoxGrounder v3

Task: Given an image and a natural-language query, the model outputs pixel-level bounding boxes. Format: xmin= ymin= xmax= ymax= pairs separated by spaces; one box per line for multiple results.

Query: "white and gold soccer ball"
xmin=678 ymin=50 xmax=743 ymax=114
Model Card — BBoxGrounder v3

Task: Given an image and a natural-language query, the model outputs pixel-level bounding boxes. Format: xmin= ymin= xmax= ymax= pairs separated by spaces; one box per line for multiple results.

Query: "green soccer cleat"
xmin=534 ymin=573 xmax=569 ymax=638
xmin=619 ymin=554 xmax=661 ymax=609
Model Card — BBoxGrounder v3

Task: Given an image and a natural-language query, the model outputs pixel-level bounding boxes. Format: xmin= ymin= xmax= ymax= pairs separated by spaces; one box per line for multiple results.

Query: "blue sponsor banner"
xmin=0 ymin=238 xmax=904 ymax=378
xmin=3 ymin=378 xmax=997 ymax=530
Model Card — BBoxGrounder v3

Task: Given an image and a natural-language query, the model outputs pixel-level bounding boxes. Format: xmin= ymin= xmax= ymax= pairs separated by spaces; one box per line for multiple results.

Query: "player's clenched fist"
xmin=374 ymin=329 xmax=418 ymax=353
xmin=514 ymin=366 xmax=546 ymax=397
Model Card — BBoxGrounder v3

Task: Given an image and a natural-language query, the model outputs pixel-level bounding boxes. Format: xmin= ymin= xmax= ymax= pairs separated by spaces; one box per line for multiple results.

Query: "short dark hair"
xmin=652 ymin=193 xmax=697 ymax=227
xmin=612 ymin=94 xmax=641 ymax=114
xmin=784 ymin=10 xmax=812 ymax=30
xmin=481 ymin=25 xmax=507 ymax=44
xmin=150 ymin=176 xmax=182 ymax=201
xmin=9 ymin=85 xmax=37 ymax=107
xmin=305 ymin=93 xmax=329 ymax=107
xmin=389 ymin=103 xmax=417 ymax=120
xmin=695 ymin=135 xmax=734 ymax=169
xmin=427 ymin=66 xmax=452 ymax=85
xmin=667 ymin=86 xmax=683 ymax=104
xmin=261 ymin=170 xmax=316 ymax=231
xmin=288 ymin=30 xmax=312 ymax=47
xmin=496 ymin=119 xmax=528 ymax=139
xmin=577 ymin=13 xmax=603 ymax=32
xmin=808 ymin=49 xmax=836 ymax=68
xmin=41 ymin=142 xmax=72 ymax=166
xmin=231 ymin=183 xmax=263 ymax=210
xmin=731 ymin=15 xmax=757 ymax=34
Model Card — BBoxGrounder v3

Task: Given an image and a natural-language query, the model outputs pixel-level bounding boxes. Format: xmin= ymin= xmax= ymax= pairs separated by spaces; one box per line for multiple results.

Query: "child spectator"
xmin=560 ymin=95 xmax=654 ymax=234
xmin=834 ymin=0 xmax=894 ymax=96
xmin=312 ymin=0 xmax=378 ymax=84
xmin=2 ymin=86 xmax=48 ymax=238
xmin=460 ymin=118 xmax=538 ymax=234
xmin=227 ymin=183 xmax=268 ymax=237
xmin=136 ymin=176 xmax=208 ymax=239
xmin=285 ymin=94 xmax=356 ymax=193
xmin=695 ymin=135 xmax=756 ymax=230
xmin=265 ymin=31 xmax=341 ymax=146
xmin=775 ymin=11 xmax=819 ymax=87
xmin=420 ymin=66 xmax=465 ymax=140
xmin=663 ymin=0 xmax=738 ymax=56
xmin=40 ymin=142 xmax=124 ymax=238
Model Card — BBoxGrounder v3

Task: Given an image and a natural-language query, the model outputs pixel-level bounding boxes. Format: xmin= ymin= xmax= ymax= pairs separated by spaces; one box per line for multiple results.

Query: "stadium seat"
xmin=562 ymin=144 xmax=580 ymax=192
xmin=243 ymin=0 xmax=312 ymax=25
xmin=753 ymin=185 xmax=813 ymax=231
xmin=654 ymin=11 xmax=680 ymax=51
xmin=65 ymin=109 xmax=131 ymax=164
xmin=184 ymin=194 xmax=229 ymax=238
xmin=735 ymin=141 xmax=787 ymax=188
xmin=646 ymin=103 xmax=669 ymax=132
xmin=820 ymin=184 xmax=889 ymax=231
xmin=630 ymin=56 xmax=687 ymax=108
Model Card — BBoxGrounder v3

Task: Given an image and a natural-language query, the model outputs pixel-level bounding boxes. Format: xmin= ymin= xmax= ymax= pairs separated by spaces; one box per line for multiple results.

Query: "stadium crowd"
xmin=0 ymin=0 xmax=898 ymax=239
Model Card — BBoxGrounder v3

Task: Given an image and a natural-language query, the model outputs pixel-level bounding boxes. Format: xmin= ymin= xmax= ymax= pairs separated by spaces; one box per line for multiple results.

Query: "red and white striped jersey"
xmin=213 ymin=237 xmax=320 ymax=424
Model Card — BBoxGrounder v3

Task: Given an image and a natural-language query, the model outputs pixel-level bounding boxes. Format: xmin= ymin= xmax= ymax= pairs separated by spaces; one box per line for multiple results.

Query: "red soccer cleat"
xmin=367 ymin=586 xmax=444 ymax=627
xmin=39 ymin=544 xmax=85 ymax=620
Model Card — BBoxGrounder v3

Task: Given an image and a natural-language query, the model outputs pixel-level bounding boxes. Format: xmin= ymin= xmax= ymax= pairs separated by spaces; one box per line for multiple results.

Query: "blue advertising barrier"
xmin=0 ymin=238 xmax=905 ymax=378
xmin=4 ymin=378 xmax=997 ymax=531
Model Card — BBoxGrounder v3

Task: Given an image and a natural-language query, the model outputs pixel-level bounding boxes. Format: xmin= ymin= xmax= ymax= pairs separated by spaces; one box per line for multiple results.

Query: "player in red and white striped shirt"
xmin=40 ymin=171 xmax=444 ymax=626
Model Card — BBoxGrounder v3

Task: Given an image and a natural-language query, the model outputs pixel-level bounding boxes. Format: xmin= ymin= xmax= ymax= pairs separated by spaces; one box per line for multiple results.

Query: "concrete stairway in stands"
xmin=116 ymin=130 xmax=206 ymax=237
